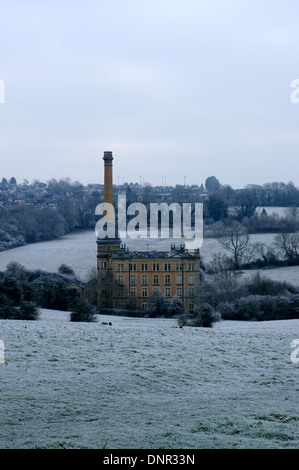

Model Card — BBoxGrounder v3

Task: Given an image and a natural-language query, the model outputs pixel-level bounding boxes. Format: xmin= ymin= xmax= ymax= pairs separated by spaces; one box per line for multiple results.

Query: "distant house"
xmin=227 ymin=206 xmax=239 ymax=217
xmin=67 ymin=278 xmax=97 ymax=304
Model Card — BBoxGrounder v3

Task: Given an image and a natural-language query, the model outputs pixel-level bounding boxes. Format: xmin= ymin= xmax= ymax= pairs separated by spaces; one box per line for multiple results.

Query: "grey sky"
xmin=0 ymin=0 xmax=299 ymax=188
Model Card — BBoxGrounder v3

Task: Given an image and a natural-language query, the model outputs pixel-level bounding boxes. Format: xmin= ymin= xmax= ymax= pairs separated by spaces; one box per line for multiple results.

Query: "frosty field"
xmin=1 ymin=229 xmax=299 ymax=448
xmin=1 ymin=311 xmax=299 ymax=449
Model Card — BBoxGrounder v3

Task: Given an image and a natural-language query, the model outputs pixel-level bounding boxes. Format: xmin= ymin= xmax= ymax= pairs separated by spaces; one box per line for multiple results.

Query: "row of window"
xmin=130 ymin=287 xmax=195 ymax=298
xmin=101 ymin=274 xmax=196 ymax=285
xmin=100 ymin=261 xmax=196 ymax=271
xmin=131 ymin=262 xmax=196 ymax=272
xmin=101 ymin=287 xmax=195 ymax=298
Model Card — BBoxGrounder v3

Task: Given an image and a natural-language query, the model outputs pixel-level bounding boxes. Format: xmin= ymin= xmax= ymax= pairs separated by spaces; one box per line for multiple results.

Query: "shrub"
xmin=219 ymin=294 xmax=299 ymax=321
xmin=168 ymin=296 xmax=184 ymax=317
xmin=58 ymin=264 xmax=75 ymax=276
xmin=1 ymin=275 xmax=22 ymax=302
xmin=70 ymin=300 xmax=96 ymax=322
xmin=189 ymin=303 xmax=221 ymax=328
xmin=177 ymin=314 xmax=188 ymax=326
xmin=0 ymin=304 xmax=19 ymax=319
xmin=245 ymin=272 xmax=297 ymax=296
xmin=149 ymin=289 xmax=168 ymax=317
xmin=194 ymin=303 xmax=221 ymax=327
xmin=17 ymin=301 xmax=40 ymax=320
xmin=30 ymin=273 xmax=79 ymax=310
xmin=0 ymin=301 xmax=40 ymax=320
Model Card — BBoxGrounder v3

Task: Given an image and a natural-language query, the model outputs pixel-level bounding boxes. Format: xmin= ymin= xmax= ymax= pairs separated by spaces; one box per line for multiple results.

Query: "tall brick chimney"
xmin=103 ymin=151 xmax=114 ymax=207
xmin=96 ymin=151 xmax=121 ymax=249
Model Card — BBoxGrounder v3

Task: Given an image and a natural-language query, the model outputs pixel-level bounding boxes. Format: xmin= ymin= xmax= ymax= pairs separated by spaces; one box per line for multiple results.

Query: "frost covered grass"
xmin=1 ymin=311 xmax=299 ymax=449
xmin=0 ymin=230 xmax=299 ymax=448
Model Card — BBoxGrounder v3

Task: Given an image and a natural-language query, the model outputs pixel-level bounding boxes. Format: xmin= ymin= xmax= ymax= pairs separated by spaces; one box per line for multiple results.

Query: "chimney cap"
xmin=103 ymin=151 xmax=113 ymax=161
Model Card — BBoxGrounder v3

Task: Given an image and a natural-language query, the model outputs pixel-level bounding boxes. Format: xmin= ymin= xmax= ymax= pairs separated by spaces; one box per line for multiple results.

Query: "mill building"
xmin=97 ymin=151 xmax=201 ymax=312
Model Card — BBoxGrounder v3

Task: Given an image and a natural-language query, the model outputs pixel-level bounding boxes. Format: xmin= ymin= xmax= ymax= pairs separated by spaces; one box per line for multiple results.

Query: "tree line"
xmin=0 ymin=179 xmax=100 ymax=250
xmin=214 ymin=221 xmax=299 ymax=270
xmin=0 ymin=261 xmax=99 ymax=322
xmin=1 ymin=257 xmax=299 ymax=325
xmin=0 ymin=175 xmax=298 ymax=251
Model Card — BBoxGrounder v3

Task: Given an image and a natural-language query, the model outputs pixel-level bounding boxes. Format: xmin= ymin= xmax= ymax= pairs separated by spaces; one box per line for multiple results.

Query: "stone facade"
xmin=97 ymin=242 xmax=200 ymax=312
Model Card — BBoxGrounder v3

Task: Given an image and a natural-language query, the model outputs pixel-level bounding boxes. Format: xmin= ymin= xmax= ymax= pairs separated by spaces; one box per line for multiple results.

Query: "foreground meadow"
xmin=1 ymin=311 xmax=299 ymax=449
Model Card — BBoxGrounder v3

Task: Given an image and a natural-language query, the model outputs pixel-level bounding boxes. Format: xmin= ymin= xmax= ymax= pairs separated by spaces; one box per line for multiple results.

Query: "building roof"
xmin=67 ymin=278 xmax=96 ymax=288
xmin=127 ymin=249 xmax=199 ymax=259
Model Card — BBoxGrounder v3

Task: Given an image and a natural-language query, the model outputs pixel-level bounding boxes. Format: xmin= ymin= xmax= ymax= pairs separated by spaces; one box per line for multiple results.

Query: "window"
xmin=176 ymin=263 xmax=183 ymax=271
xmin=177 ymin=287 xmax=182 ymax=298
xmin=142 ymin=301 xmax=147 ymax=310
xmin=142 ymin=275 xmax=148 ymax=285
xmin=118 ymin=263 xmax=124 ymax=272
xmin=176 ymin=274 xmax=182 ymax=285
xmin=165 ymin=274 xmax=171 ymax=285
xmin=189 ymin=263 xmax=195 ymax=271
xmin=189 ymin=300 xmax=195 ymax=311
xmin=165 ymin=287 xmax=171 ymax=297
xmin=142 ymin=287 xmax=148 ymax=297
xmin=153 ymin=275 xmax=159 ymax=285
xmin=101 ymin=261 xmax=107 ymax=269
xmin=142 ymin=263 xmax=148 ymax=271
xmin=118 ymin=275 xmax=124 ymax=285
xmin=153 ymin=263 xmax=160 ymax=271
xmin=189 ymin=287 xmax=194 ymax=297
xmin=165 ymin=263 xmax=171 ymax=271
xmin=189 ymin=274 xmax=194 ymax=284
xmin=101 ymin=276 xmax=106 ymax=284
xmin=129 ymin=263 xmax=137 ymax=271
xmin=130 ymin=275 xmax=136 ymax=285
xmin=130 ymin=287 xmax=136 ymax=297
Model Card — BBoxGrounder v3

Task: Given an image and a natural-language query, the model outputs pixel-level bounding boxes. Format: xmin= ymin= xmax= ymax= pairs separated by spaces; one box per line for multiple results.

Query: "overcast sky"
xmin=0 ymin=0 xmax=299 ymax=189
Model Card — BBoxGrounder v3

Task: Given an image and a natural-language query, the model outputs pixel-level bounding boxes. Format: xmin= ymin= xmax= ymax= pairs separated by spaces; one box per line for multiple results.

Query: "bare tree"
xmin=204 ymin=252 xmax=242 ymax=304
xmin=149 ymin=288 xmax=168 ymax=316
xmin=217 ymin=221 xmax=250 ymax=269
xmin=87 ymin=266 xmax=98 ymax=281
xmin=284 ymin=206 xmax=299 ymax=225
xmin=251 ymin=241 xmax=277 ymax=266
xmin=274 ymin=232 xmax=299 ymax=264
xmin=206 ymin=252 xmax=235 ymax=275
